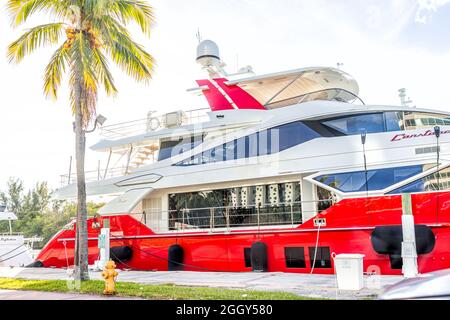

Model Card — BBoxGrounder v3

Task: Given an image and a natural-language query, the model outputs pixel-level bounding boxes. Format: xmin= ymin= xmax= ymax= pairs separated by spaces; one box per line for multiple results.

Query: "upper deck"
xmin=99 ymin=108 xmax=210 ymax=140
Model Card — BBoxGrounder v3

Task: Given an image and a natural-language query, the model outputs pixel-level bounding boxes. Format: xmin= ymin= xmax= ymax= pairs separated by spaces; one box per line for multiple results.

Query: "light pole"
xmin=73 ymin=114 xmax=107 ymax=275
xmin=434 ymin=126 xmax=441 ymax=224
xmin=434 ymin=126 xmax=441 ymax=191
xmin=72 ymin=114 xmax=107 ymax=133
xmin=361 ymin=130 xmax=369 ymax=198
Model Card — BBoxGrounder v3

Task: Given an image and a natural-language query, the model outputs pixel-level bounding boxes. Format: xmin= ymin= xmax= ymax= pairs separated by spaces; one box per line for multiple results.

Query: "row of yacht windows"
xmin=314 ymin=165 xmax=429 ymax=193
xmin=168 ymin=183 xmax=302 ymax=230
xmin=314 ymin=164 xmax=450 ymax=194
xmin=388 ymin=167 xmax=450 ymax=194
xmin=169 ymin=183 xmax=302 ymax=210
xmin=321 ymin=111 xmax=450 ymax=136
xmin=167 ymin=111 xmax=450 ymax=166
xmin=174 ymin=121 xmax=320 ymax=166
xmin=159 ymin=135 xmax=203 ymax=161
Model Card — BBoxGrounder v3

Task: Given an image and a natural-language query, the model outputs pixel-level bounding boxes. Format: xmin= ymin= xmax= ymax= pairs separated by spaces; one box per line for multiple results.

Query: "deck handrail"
xmin=99 ymin=107 xmax=210 ymax=140
xmin=60 ymin=166 xmax=126 ymax=186
xmin=0 ymin=232 xmax=23 ymax=237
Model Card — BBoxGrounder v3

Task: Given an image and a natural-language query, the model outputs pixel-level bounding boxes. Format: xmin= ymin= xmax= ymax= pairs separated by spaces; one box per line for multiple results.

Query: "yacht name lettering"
xmin=0 ymin=237 xmax=17 ymax=241
xmin=391 ymin=129 xmax=450 ymax=142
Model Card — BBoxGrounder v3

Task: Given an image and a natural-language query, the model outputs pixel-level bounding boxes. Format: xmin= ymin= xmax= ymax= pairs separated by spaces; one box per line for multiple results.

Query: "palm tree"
xmin=7 ymin=0 xmax=154 ymax=280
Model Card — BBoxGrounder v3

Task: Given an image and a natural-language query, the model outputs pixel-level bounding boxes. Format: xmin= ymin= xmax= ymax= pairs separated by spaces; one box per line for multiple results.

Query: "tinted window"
xmin=159 ymin=139 xmax=183 ymax=161
xmin=225 ymin=140 xmax=237 ymax=161
xmin=159 ymin=135 xmax=203 ymax=161
xmin=285 ymin=247 xmax=306 ymax=268
xmin=402 ymin=112 xmax=450 ymax=130
xmin=175 ymin=121 xmax=321 ymax=166
xmin=168 ymin=181 xmax=303 ymax=229
xmin=322 ymin=113 xmax=385 ymax=135
xmin=236 ymin=136 xmax=246 ymax=159
xmin=276 ymin=121 xmax=320 ymax=151
xmin=309 ymin=247 xmax=331 ymax=268
xmin=259 ymin=130 xmax=270 ymax=156
xmin=385 ymin=112 xmax=404 ymax=132
xmin=247 ymin=133 xmax=258 ymax=158
xmin=388 ymin=167 xmax=450 ymax=194
xmin=315 ymin=165 xmax=425 ymax=193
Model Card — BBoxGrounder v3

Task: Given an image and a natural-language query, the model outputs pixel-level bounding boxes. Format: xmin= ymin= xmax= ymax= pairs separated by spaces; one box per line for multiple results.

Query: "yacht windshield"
xmin=266 ymin=88 xmax=365 ymax=109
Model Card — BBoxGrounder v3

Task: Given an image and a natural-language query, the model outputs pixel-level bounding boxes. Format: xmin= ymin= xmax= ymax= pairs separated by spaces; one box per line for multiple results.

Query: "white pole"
xmin=95 ymin=219 xmax=110 ymax=270
xmin=401 ymin=194 xmax=418 ymax=278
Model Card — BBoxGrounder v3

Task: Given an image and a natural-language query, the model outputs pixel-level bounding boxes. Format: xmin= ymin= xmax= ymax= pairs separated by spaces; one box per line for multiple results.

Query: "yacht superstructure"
xmin=36 ymin=40 xmax=450 ymax=275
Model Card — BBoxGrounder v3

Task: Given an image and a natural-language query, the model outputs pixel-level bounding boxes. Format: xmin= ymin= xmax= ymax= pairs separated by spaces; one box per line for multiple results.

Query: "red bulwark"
xmin=35 ymin=191 xmax=450 ymax=275
xmin=196 ymin=80 xmax=234 ymax=111
xmin=214 ymin=78 xmax=266 ymax=110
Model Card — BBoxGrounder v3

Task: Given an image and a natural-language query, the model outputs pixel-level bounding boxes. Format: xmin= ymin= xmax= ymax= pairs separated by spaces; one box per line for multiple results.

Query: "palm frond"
xmin=8 ymin=0 xmax=155 ymax=126
xmin=7 ymin=23 xmax=64 ymax=63
xmin=92 ymin=48 xmax=118 ymax=97
xmin=107 ymin=37 xmax=154 ymax=82
xmin=7 ymin=0 xmax=73 ymax=27
xmin=108 ymin=0 xmax=154 ymax=36
xmin=94 ymin=16 xmax=153 ymax=82
xmin=69 ymin=33 xmax=99 ymax=125
xmin=43 ymin=44 xmax=69 ymax=100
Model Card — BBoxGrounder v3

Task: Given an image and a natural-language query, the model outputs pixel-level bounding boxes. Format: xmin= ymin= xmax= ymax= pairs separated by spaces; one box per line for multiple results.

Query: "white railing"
xmin=60 ymin=166 xmax=126 ymax=186
xmin=0 ymin=233 xmax=23 ymax=236
xmin=99 ymin=108 xmax=210 ymax=140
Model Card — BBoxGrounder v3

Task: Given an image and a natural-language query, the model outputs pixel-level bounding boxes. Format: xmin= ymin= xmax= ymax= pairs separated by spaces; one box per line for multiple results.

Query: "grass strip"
xmin=0 ymin=277 xmax=318 ymax=300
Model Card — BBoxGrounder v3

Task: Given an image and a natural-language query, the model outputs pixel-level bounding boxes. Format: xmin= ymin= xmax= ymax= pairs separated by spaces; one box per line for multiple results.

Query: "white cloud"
xmin=416 ymin=0 xmax=450 ymax=23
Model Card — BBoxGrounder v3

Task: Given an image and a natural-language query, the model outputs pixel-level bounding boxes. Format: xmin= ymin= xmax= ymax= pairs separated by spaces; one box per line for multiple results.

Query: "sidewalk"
xmin=0 ymin=267 xmax=402 ymax=300
xmin=0 ymin=289 xmax=141 ymax=300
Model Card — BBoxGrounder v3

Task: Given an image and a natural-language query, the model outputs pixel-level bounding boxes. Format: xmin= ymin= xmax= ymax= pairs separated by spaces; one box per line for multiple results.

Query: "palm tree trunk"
xmin=73 ymin=78 xmax=89 ymax=281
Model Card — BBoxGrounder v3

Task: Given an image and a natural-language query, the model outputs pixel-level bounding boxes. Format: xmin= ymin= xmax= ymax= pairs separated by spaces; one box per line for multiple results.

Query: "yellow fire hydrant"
xmin=101 ymin=260 xmax=118 ymax=295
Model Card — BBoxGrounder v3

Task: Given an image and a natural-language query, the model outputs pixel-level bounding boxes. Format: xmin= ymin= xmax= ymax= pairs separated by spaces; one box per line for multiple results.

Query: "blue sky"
xmin=1 ymin=0 xmax=450 ymax=190
xmin=404 ymin=4 xmax=450 ymax=50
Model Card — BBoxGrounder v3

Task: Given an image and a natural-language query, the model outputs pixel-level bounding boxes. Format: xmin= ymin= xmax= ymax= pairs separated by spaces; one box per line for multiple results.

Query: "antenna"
xmin=196 ymin=29 xmax=202 ymax=43
xmin=398 ymin=88 xmax=414 ymax=107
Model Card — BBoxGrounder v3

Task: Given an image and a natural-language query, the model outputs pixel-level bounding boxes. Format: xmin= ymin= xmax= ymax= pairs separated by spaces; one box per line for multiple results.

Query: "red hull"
xmin=36 ymin=192 xmax=450 ymax=275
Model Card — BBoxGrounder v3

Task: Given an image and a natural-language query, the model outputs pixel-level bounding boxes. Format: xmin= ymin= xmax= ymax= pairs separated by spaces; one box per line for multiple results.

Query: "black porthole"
xmin=389 ymin=254 xmax=403 ymax=270
xmin=308 ymin=246 xmax=332 ymax=268
xmin=285 ymin=247 xmax=306 ymax=268
xmin=244 ymin=248 xmax=252 ymax=268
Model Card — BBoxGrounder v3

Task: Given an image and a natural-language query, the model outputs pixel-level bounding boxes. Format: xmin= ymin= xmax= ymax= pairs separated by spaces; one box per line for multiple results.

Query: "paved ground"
xmin=0 ymin=289 xmax=141 ymax=300
xmin=0 ymin=267 xmax=403 ymax=300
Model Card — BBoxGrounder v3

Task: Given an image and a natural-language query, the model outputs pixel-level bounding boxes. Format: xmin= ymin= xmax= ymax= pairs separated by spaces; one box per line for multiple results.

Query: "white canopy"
xmin=225 ymin=67 xmax=360 ymax=109
xmin=0 ymin=211 xmax=18 ymax=221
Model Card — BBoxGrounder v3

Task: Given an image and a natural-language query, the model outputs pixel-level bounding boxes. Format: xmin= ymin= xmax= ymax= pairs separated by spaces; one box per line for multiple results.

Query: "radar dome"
xmin=196 ymin=40 xmax=220 ymax=60
xmin=196 ymin=40 xmax=220 ymax=67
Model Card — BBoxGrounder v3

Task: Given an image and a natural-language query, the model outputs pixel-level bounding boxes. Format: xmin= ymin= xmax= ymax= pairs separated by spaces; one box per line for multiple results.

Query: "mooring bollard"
xmin=102 ymin=260 xmax=118 ymax=295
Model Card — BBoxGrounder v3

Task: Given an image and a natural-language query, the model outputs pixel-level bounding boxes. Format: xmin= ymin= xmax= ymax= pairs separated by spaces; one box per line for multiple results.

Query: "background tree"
xmin=0 ymin=178 xmax=24 ymax=214
xmin=0 ymin=178 xmax=103 ymax=248
xmin=7 ymin=0 xmax=154 ymax=280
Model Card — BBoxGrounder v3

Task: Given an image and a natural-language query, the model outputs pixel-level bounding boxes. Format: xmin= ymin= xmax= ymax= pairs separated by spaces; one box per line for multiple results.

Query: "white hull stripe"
xmin=56 ymin=224 xmax=447 ymax=242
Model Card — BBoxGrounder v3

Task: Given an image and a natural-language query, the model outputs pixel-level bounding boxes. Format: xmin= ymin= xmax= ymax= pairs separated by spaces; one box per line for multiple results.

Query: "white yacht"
xmin=0 ymin=205 xmax=36 ymax=267
xmin=34 ymin=40 xmax=450 ymax=275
